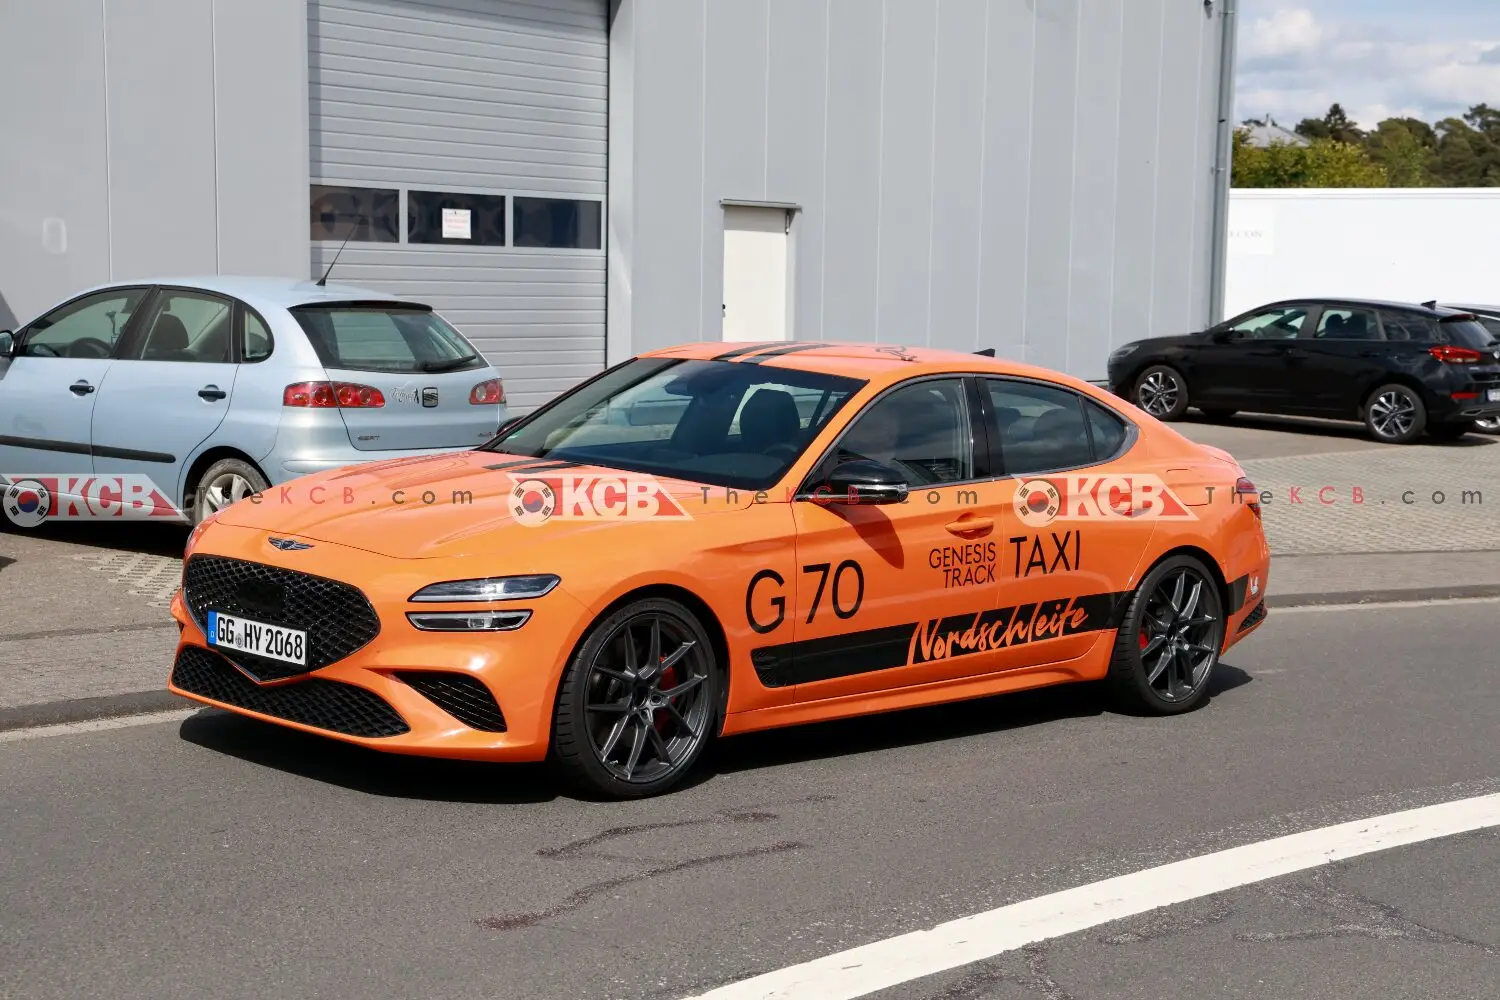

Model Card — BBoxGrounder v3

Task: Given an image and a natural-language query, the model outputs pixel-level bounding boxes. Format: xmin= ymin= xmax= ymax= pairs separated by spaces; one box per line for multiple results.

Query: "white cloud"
xmin=1236 ymin=6 xmax=1500 ymax=129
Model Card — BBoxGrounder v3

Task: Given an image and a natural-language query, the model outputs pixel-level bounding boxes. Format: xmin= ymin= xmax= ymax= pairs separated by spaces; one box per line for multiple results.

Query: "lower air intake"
xmin=172 ymin=645 xmax=409 ymax=738
xmin=395 ymin=671 xmax=508 ymax=732
xmin=1238 ymin=600 xmax=1268 ymax=632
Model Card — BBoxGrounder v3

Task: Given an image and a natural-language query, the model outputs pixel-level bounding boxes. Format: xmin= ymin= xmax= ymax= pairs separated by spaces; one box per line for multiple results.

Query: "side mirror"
xmin=0 ymin=331 xmax=12 ymax=358
xmin=818 ymin=459 xmax=909 ymax=506
xmin=495 ymin=414 xmax=521 ymax=436
xmin=1209 ymin=328 xmax=1236 ymax=344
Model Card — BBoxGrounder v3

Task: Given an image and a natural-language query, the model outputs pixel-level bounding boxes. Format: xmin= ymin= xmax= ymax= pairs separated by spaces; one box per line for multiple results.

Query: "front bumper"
xmin=166 ymin=529 xmax=589 ymax=761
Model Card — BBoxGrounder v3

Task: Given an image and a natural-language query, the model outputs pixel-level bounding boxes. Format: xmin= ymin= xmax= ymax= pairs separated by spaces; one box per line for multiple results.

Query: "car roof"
xmin=638 ymin=340 xmax=1100 ymax=391
xmin=1441 ymin=303 xmax=1500 ymax=316
xmin=1256 ymin=297 xmax=1475 ymax=318
xmin=69 ymin=275 xmax=424 ymax=312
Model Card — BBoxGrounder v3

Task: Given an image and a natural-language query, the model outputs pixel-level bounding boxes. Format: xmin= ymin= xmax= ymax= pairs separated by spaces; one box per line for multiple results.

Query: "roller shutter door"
xmin=308 ymin=0 xmax=607 ymax=410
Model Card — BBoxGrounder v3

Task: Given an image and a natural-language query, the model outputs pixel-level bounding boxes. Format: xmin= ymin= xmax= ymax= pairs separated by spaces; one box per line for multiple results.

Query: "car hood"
xmin=211 ymin=451 xmax=761 ymax=559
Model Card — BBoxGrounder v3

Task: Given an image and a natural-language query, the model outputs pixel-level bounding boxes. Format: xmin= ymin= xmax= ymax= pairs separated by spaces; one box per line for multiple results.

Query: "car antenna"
xmin=316 ymin=226 xmax=355 ymax=287
xmin=974 ymin=348 xmax=996 ymax=357
xmin=1421 ymin=299 xmax=1437 ymax=309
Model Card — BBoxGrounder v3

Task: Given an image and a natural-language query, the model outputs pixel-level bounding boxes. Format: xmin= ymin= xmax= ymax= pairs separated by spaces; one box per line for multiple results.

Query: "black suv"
xmin=1106 ymin=298 xmax=1500 ymax=443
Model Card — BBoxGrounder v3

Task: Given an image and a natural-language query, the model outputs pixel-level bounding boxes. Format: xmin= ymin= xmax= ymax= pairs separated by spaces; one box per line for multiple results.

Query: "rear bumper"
xmin=273 ymin=445 xmax=478 ymax=482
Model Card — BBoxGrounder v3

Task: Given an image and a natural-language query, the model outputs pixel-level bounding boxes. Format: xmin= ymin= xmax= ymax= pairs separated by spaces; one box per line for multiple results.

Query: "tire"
xmin=1473 ymin=416 xmax=1500 ymax=435
xmin=192 ymin=457 xmax=270 ymax=525
xmin=1105 ymin=554 xmax=1226 ymax=716
xmin=1362 ymin=383 xmax=1427 ymax=444
xmin=1132 ymin=365 xmax=1190 ymax=421
xmin=1428 ymin=421 xmax=1475 ymax=442
xmin=1198 ymin=408 xmax=1237 ymax=422
xmin=551 ymin=597 xmax=721 ymax=799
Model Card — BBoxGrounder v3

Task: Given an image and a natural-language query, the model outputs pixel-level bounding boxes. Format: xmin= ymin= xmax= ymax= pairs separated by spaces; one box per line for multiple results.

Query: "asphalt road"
xmin=3 ymin=599 xmax=1498 ymax=1000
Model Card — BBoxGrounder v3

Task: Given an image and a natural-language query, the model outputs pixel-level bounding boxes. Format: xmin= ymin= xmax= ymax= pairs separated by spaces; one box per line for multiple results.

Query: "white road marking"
xmin=0 ymin=709 xmax=196 ymax=744
xmin=684 ymin=792 xmax=1500 ymax=1000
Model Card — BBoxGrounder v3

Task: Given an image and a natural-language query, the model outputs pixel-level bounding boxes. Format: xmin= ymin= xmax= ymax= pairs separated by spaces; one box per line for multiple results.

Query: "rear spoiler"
xmin=1421 ymin=300 xmax=1480 ymax=322
xmin=974 ymin=348 xmax=996 ymax=357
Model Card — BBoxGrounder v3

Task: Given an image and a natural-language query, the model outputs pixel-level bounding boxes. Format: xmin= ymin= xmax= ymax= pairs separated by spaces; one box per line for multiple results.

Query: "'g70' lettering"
xmin=804 ymin=560 xmax=864 ymax=623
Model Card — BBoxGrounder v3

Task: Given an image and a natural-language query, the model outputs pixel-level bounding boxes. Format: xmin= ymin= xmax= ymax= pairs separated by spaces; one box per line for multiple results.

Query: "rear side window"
xmin=288 ymin=305 xmax=485 ymax=374
xmin=986 ymin=380 xmax=1093 ymax=475
xmin=1084 ymin=399 xmax=1130 ymax=459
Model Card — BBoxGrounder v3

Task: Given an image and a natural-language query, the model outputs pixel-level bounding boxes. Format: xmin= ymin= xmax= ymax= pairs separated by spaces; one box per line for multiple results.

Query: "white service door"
xmin=721 ymin=206 xmax=789 ymax=342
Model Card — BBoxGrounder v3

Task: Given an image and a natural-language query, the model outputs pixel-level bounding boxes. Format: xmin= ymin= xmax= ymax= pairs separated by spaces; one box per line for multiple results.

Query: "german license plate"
xmin=1486 ymin=388 xmax=1500 ymax=402
xmin=206 ymin=610 xmax=306 ymax=666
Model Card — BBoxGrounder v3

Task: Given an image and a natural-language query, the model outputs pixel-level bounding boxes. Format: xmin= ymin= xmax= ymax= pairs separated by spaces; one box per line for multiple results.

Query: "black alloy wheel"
xmin=1133 ymin=365 xmax=1190 ymax=420
xmin=1363 ymin=383 xmax=1426 ymax=444
xmin=1106 ymin=555 xmax=1225 ymax=715
xmin=551 ymin=598 xmax=719 ymax=798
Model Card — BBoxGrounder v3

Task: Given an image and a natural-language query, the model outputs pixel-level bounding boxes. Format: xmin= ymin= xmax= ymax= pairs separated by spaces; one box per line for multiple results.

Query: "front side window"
xmin=19 ymin=288 xmax=147 ymax=359
xmin=129 ymin=290 xmax=233 ymax=363
xmin=486 ymin=358 xmax=864 ymax=491
xmin=289 ymin=305 xmax=485 ymax=374
xmin=812 ymin=378 xmax=974 ymax=487
xmin=1224 ymin=306 xmax=1308 ymax=340
xmin=987 ymin=379 xmax=1102 ymax=476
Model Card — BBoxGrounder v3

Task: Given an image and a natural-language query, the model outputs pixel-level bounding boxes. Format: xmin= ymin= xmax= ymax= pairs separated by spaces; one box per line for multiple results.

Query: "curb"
xmin=0 ymin=690 xmax=189 ymax=734
xmin=3 ymin=585 xmax=1499 ymax=734
xmin=1265 ymin=584 xmax=1500 ymax=609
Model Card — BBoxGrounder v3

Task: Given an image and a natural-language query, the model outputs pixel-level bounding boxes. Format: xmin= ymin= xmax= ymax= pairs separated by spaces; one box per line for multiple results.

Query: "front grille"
xmin=172 ymin=646 xmax=409 ymax=738
xmin=395 ymin=671 xmax=508 ymax=732
xmin=1238 ymin=600 xmax=1267 ymax=632
xmin=182 ymin=555 xmax=380 ymax=680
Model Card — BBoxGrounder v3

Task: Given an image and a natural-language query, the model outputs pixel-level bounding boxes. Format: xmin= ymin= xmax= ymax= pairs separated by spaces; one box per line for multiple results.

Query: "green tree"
xmin=1232 ymin=130 xmax=1388 ymax=188
xmin=1365 ymin=119 xmax=1434 ymax=186
xmin=1296 ymin=103 xmax=1365 ymax=145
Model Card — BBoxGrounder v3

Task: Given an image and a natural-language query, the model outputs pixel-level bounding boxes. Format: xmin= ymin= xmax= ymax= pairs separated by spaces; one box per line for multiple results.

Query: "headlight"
xmin=408 ymin=574 xmax=560 ymax=602
xmin=1108 ymin=343 xmax=1140 ymax=363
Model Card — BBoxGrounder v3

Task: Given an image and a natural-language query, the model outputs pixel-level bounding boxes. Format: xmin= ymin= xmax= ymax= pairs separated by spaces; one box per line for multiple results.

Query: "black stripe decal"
xmin=751 ymin=591 xmax=1128 ymax=688
xmin=0 ymin=435 xmax=173 ymax=464
xmin=711 ymin=342 xmax=783 ymax=360
xmin=738 ymin=342 xmax=832 ymax=364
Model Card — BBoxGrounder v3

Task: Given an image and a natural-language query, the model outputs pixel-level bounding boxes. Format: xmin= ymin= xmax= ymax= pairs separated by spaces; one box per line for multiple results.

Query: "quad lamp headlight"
xmin=407 ymin=574 xmax=560 ymax=603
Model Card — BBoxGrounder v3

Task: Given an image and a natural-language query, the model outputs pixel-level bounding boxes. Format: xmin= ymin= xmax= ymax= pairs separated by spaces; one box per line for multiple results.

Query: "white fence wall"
xmin=1225 ymin=189 xmax=1500 ymax=319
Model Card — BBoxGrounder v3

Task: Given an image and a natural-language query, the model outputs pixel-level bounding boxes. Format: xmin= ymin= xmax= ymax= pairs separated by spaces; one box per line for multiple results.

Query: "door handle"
xmin=69 ymin=380 xmax=95 ymax=396
xmin=198 ymin=386 xmax=227 ymax=401
xmin=944 ymin=515 xmax=993 ymax=536
xmin=1285 ymin=348 xmax=1308 ymax=358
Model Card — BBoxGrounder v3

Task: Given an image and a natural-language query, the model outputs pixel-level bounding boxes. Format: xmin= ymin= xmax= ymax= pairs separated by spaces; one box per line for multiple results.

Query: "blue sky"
xmin=1237 ymin=0 xmax=1500 ymax=128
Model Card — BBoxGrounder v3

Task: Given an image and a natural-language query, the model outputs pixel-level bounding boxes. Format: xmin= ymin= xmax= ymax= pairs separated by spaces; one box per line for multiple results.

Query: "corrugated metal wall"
xmin=612 ymin=0 xmax=1227 ymax=383
xmin=308 ymin=0 xmax=608 ymax=409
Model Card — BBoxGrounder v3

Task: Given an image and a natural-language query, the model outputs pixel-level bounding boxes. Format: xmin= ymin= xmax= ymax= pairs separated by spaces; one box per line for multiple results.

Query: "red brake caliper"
xmin=654 ymin=662 xmax=677 ymax=734
xmin=1139 ymin=628 xmax=1150 ymax=650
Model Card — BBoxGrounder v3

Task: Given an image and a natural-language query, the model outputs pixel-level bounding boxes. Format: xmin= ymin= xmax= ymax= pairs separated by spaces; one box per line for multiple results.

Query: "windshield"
xmin=289 ymin=304 xmax=486 ymax=374
xmin=484 ymin=357 xmax=866 ymax=490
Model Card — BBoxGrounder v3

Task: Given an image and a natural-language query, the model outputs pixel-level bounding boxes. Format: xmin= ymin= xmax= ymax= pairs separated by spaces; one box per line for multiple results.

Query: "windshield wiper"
xmin=420 ymin=354 xmax=480 ymax=373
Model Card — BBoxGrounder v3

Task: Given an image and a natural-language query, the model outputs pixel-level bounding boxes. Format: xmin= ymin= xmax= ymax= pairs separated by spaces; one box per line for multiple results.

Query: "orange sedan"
xmin=168 ymin=341 xmax=1270 ymax=797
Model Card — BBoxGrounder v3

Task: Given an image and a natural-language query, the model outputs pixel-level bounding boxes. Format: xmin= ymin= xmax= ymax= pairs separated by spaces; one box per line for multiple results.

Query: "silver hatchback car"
xmin=0 ymin=276 xmax=509 ymax=523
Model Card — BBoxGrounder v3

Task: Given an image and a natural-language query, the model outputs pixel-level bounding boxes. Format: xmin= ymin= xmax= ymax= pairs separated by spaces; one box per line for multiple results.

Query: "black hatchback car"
xmin=1106 ymin=298 xmax=1500 ymax=443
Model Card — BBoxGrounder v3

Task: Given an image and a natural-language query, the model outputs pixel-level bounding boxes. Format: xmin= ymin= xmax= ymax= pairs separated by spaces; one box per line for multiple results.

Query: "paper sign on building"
xmin=441 ymin=208 xmax=471 ymax=240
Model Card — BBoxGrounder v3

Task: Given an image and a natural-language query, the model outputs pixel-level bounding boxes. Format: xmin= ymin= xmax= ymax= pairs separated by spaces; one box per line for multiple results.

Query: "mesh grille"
xmin=182 ymin=555 xmax=380 ymax=680
xmin=1239 ymin=600 xmax=1268 ymax=632
xmin=396 ymin=672 xmax=508 ymax=732
xmin=172 ymin=645 xmax=409 ymax=738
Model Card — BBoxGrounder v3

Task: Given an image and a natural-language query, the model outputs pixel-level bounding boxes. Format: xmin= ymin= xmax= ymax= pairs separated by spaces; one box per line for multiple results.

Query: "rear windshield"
xmin=484 ymin=357 xmax=866 ymax=490
xmin=289 ymin=304 xmax=486 ymax=374
xmin=1438 ymin=318 xmax=1498 ymax=350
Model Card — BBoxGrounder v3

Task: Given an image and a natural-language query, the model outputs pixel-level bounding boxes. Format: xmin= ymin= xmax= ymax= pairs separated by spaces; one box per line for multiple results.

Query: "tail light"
xmin=1428 ymin=345 xmax=1483 ymax=364
xmin=1236 ymin=476 xmax=1262 ymax=519
xmin=470 ymin=378 xmax=505 ymax=405
xmin=282 ymin=381 xmax=386 ymax=408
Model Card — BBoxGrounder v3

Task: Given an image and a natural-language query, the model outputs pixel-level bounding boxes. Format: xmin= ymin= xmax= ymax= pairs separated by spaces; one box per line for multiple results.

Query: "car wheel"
xmin=1105 ymin=555 xmax=1225 ymax=716
xmin=1363 ymin=384 xmax=1426 ymax=444
xmin=551 ymin=597 xmax=721 ymax=799
xmin=1132 ymin=365 xmax=1190 ymax=420
xmin=1198 ymin=408 xmax=1237 ymax=422
xmin=1427 ymin=421 xmax=1475 ymax=442
xmin=192 ymin=458 xmax=269 ymax=524
xmin=1474 ymin=416 xmax=1500 ymax=434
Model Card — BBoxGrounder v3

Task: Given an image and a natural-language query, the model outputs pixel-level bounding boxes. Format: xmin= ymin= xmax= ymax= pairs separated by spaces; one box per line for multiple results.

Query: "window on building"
xmin=513 ymin=197 xmax=603 ymax=249
xmin=309 ymin=185 xmax=399 ymax=242
xmin=407 ymin=191 xmax=507 ymax=246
